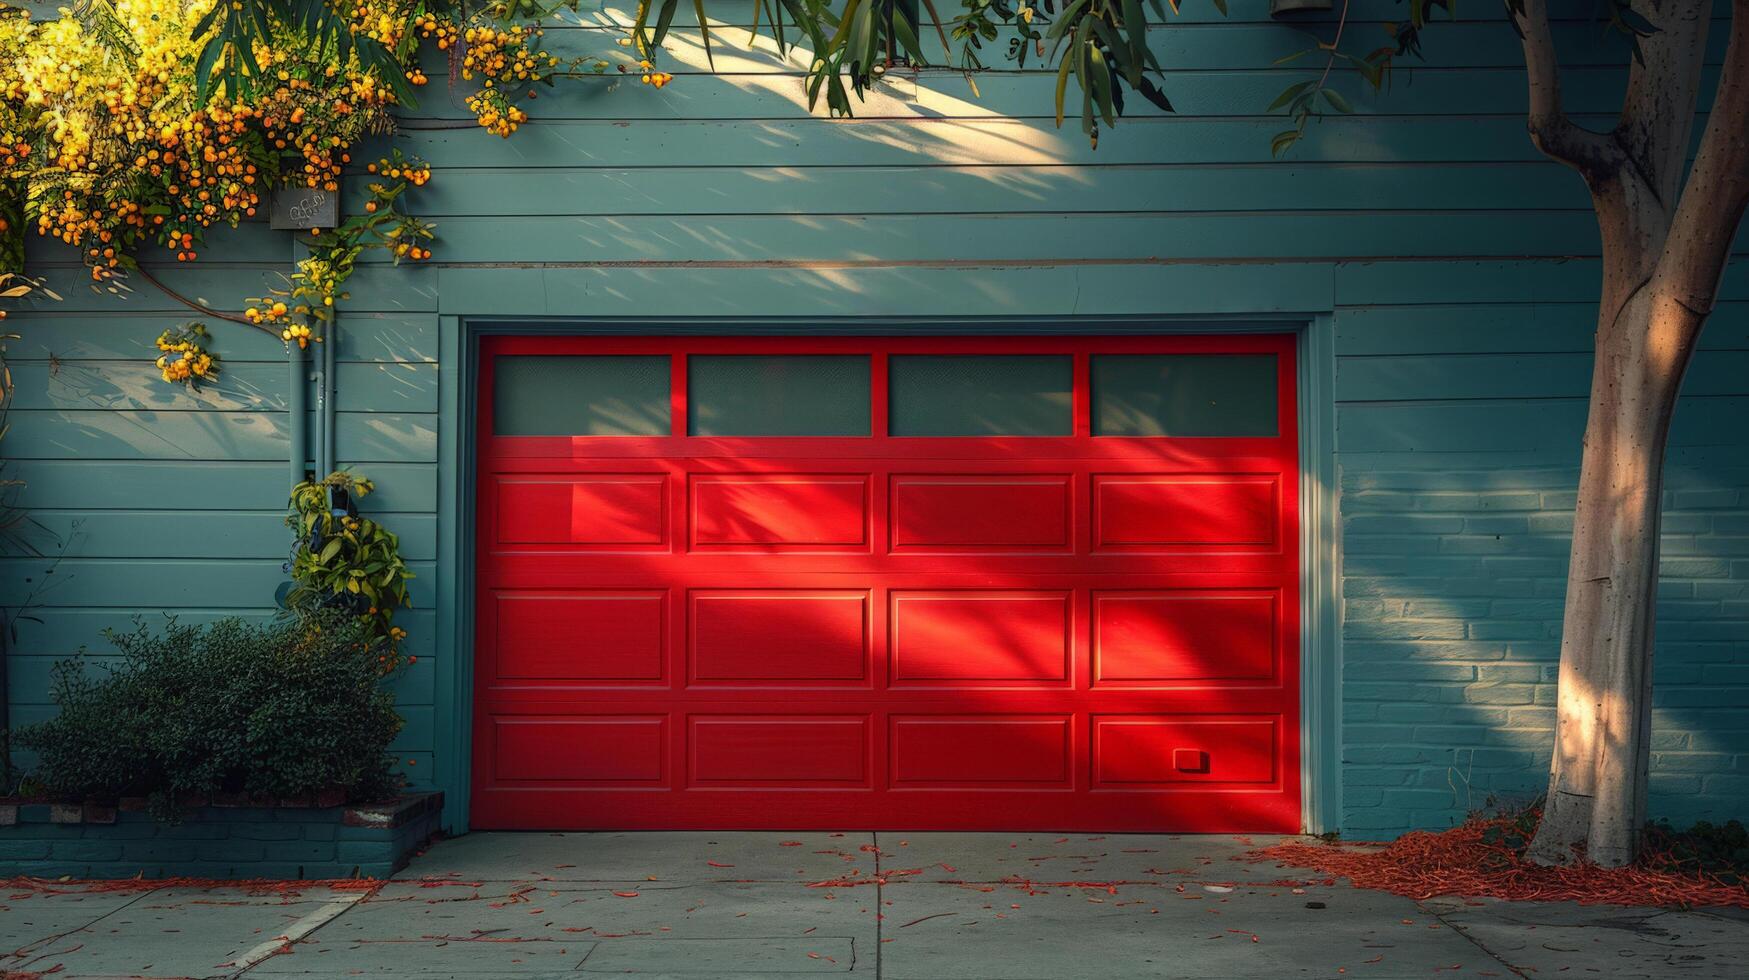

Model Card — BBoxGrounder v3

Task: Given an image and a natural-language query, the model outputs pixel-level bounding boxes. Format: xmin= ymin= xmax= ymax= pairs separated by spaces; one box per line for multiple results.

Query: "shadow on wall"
xmin=1339 ymin=447 xmax=1749 ymax=838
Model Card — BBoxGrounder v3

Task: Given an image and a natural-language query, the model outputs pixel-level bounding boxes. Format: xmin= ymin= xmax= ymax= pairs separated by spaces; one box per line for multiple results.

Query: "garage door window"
xmin=889 ymin=355 xmax=1073 ymax=436
xmin=493 ymin=354 xmax=670 ymax=436
xmin=688 ymin=354 xmax=871 ymax=436
xmin=1092 ymin=354 xmax=1278 ymax=437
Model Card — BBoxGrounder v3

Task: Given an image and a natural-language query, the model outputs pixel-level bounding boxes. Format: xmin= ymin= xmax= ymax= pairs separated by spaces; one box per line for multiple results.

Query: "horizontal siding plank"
xmin=1332 ymin=302 xmax=1749 ymax=355
xmin=1 ymin=409 xmax=290 ymax=460
xmin=1 ymin=313 xmax=437 ymax=364
xmin=378 ymin=163 xmax=1589 ymax=217
xmin=526 ymin=20 xmax=1727 ymax=72
xmin=335 ymin=362 xmax=441 ymax=414
xmin=393 ymin=65 xmax=1695 ymax=121
xmin=335 ymin=412 xmax=439 ymax=463
xmin=0 ymin=559 xmax=438 ymax=609
xmin=1337 ymin=351 xmax=1749 ymax=402
xmin=4 ymin=315 xmax=291 ymax=361
xmin=1337 ymin=260 xmax=1749 ymax=305
xmin=0 ymin=411 xmax=434 ymax=462
xmin=21 ymin=510 xmax=437 ymax=561
xmin=7 ymin=460 xmax=439 ymax=512
xmin=382 ymin=115 xmax=1596 ymax=168
xmin=436 ymin=262 xmax=1335 ymax=317
xmin=26 ymin=203 xmax=1648 ymax=267
xmin=1338 ymin=396 xmax=1749 ymax=453
xmin=355 ymin=212 xmax=1610 ymax=265
xmin=13 ymin=261 xmax=439 ymax=314
xmin=5 ymin=362 xmax=287 ymax=412
xmin=1332 ymin=445 xmax=1749 ymax=474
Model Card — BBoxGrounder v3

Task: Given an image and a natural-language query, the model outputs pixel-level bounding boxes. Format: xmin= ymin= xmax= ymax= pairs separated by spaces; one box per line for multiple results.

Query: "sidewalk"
xmin=5 ymin=832 xmax=1746 ymax=979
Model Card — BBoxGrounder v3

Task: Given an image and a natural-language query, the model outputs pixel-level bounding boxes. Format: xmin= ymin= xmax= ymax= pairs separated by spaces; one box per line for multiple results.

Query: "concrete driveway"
xmin=4 ymin=832 xmax=1746 ymax=979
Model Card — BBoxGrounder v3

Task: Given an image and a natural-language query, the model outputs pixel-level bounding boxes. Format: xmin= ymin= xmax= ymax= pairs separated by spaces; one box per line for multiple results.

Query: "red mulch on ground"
xmin=1251 ymin=811 xmax=1749 ymax=909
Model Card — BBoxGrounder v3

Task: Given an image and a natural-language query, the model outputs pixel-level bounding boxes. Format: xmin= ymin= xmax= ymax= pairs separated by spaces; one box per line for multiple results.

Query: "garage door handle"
xmin=1173 ymin=749 xmax=1210 ymax=774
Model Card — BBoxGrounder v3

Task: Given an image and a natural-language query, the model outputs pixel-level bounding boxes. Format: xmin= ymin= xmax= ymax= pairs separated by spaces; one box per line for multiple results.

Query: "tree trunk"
xmin=1513 ymin=0 xmax=1748 ymax=868
xmin=1526 ymin=286 xmax=1703 ymax=867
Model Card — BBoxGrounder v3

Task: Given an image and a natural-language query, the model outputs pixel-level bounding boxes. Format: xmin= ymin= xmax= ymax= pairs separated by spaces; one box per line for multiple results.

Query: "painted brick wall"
xmin=1334 ymin=287 xmax=1749 ymax=835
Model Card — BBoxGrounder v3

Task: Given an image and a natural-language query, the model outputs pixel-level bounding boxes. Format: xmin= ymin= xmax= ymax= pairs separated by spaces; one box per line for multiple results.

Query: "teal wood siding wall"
xmin=5 ymin=1 xmax=1746 ymax=837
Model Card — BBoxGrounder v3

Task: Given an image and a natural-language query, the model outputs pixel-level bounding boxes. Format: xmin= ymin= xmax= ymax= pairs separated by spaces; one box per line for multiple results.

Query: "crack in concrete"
xmin=4 ymin=887 xmax=158 ymax=978
xmin=872 ymin=829 xmax=883 ymax=979
xmin=1417 ymin=900 xmax=1534 ymax=980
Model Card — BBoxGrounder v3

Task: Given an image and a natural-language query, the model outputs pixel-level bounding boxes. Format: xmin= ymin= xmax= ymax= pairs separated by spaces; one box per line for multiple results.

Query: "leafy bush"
xmin=15 ymin=614 xmax=403 ymax=817
xmin=1645 ymin=819 xmax=1749 ymax=885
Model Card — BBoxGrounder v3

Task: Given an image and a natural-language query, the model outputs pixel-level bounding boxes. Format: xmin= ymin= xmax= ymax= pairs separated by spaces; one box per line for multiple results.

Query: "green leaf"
xmin=1267 ymin=80 xmax=1315 ymax=112
xmin=892 ymin=11 xmax=926 ymax=64
xmin=1321 ymin=87 xmax=1355 ymax=114
xmin=192 ymin=33 xmax=224 ymax=107
xmin=653 ymin=0 xmax=679 ymax=47
xmin=1054 ymin=46 xmax=1075 ymax=128
xmin=1088 ymin=45 xmax=1116 ymax=127
xmin=1270 ymin=128 xmax=1302 ymax=158
xmin=1121 ymin=0 xmax=1149 ymax=85
xmin=1047 ymin=0 xmax=1089 ymax=42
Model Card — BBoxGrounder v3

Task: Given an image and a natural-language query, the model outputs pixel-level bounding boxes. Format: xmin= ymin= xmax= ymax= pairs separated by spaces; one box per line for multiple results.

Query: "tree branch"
xmin=1656 ymin=0 xmax=1749 ymax=314
xmin=134 ymin=265 xmax=279 ymax=337
xmin=1514 ymin=0 xmax=1624 ymax=177
xmin=1615 ymin=0 xmax=1711 ymax=210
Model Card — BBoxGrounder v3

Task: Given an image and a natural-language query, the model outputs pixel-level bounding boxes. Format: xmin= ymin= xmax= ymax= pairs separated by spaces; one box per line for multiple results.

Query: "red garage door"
xmin=472 ymin=335 xmax=1300 ymax=831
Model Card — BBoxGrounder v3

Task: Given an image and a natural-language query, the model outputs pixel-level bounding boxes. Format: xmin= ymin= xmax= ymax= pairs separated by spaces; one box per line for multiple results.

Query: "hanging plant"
xmin=286 ymin=471 xmax=413 ymax=666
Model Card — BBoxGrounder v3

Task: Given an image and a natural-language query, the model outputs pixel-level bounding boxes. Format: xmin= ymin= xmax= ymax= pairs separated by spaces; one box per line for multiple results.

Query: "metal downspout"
xmin=288 ymin=342 xmax=309 ymax=488
xmin=288 ymin=239 xmax=312 ymax=488
xmin=318 ymin=312 xmax=335 ymax=480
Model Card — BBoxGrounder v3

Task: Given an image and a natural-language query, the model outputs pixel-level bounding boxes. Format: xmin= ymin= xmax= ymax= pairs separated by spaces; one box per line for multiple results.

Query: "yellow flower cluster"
xmin=245 ymin=299 xmax=291 ymax=327
xmin=456 ymin=23 xmax=560 ymax=137
xmin=638 ymin=60 xmax=675 ymax=89
xmin=464 ymin=89 xmax=529 ymax=137
xmin=154 ymin=323 xmax=220 ymax=385
xmin=460 ymin=24 xmax=557 ymax=85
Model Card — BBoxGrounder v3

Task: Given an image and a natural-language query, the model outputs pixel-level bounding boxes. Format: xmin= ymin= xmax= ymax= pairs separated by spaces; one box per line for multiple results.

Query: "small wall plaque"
xmin=269 ymin=186 xmax=340 ymax=231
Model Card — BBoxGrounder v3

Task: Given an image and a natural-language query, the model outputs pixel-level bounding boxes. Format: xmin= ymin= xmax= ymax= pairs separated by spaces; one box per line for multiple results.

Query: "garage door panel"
xmin=475 ymin=335 xmax=1301 ymax=832
xmin=1091 ymin=716 xmax=1279 ymax=787
xmin=1093 ymin=474 xmax=1280 ymax=550
xmin=492 ymin=716 xmax=668 ymax=784
xmin=889 ymin=591 xmax=1070 ymax=686
xmin=494 ymin=474 xmax=668 ymax=549
xmin=889 ymin=715 xmax=1073 ymax=787
xmin=889 ymin=474 xmax=1072 ymax=552
xmin=492 ymin=591 xmax=667 ymax=683
xmin=690 ymin=474 xmax=870 ymax=551
xmin=1092 ymin=591 xmax=1279 ymax=685
xmin=688 ymin=715 xmax=870 ymax=786
xmin=689 ymin=590 xmax=869 ymax=685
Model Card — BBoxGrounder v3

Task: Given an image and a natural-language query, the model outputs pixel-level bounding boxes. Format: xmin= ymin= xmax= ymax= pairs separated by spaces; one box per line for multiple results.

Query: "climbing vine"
xmin=0 ymin=0 xmax=639 ymax=376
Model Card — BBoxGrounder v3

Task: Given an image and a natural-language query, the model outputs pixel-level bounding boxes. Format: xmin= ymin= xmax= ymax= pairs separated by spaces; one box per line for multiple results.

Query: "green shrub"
xmin=15 ymin=614 xmax=403 ymax=817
